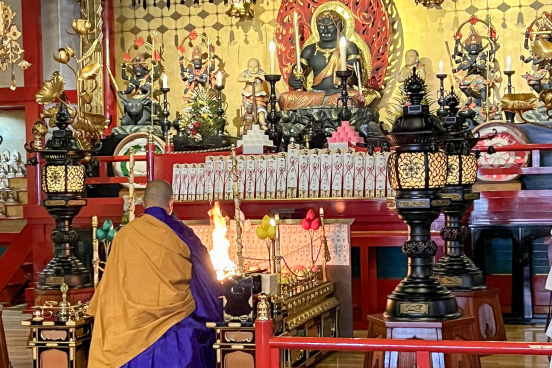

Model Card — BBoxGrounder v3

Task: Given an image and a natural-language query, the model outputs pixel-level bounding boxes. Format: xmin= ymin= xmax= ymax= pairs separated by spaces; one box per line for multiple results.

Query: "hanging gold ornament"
xmin=225 ymin=0 xmax=255 ymax=19
xmin=414 ymin=0 xmax=444 ymax=8
xmin=0 ymin=1 xmax=30 ymax=90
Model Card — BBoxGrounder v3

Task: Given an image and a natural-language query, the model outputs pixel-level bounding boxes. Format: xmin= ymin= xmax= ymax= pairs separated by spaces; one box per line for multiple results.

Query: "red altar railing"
xmin=254 ymin=318 xmax=552 ymax=368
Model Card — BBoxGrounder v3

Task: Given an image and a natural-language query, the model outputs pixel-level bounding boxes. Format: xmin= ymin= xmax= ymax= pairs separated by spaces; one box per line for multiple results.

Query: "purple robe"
xmin=120 ymin=207 xmax=222 ymax=368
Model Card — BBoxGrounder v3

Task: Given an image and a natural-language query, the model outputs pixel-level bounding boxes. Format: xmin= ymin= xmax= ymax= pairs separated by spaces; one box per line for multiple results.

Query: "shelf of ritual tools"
xmin=207 ymin=280 xmax=340 ymax=368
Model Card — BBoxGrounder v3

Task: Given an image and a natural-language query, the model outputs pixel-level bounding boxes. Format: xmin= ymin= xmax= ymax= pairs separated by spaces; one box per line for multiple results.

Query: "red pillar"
xmin=255 ymin=319 xmax=275 ymax=368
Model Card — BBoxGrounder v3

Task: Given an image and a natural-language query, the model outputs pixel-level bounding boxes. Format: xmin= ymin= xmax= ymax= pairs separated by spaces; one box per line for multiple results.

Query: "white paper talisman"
xmin=331 ymin=149 xmax=344 ymax=197
xmin=343 ymin=148 xmax=355 ymax=198
xmin=245 ymin=155 xmax=256 ymax=199
xmin=298 ymin=149 xmax=310 ymax=198
xmin=266 ymin=154 xmax=278 ymax=199
xmin=188 ymin=164 xmax=197 ymax=201
xmin=214 ymin=156 xmax=225 ymax=200
xmin=172 ymin=164 xmax=181 ymax=201
xmin=320 ymin=149 xmax=332 ymax=198
xmin=309 ymin=149 xmax=321 ymax=198
xmin=204 ymin=157 xmax=215 ymax=201
xmin=276 ymin=153 xmax=287 ymax=199
xmin=375 ymin=152 xmax=387 ymax=198
xmin=353 ymin=152 xmax=365 ymax=198
xmin=224 ymin=156 xmax=234 ymax=200
xmin=179 ymin=164 xmax=189 ymax=201
xmin=256 ymin=156 xmax=267 ymax=199
xmin=286 ymin=144 xmax=299 ymax=198
xmin=364 ymin=154 xmax=376 ymax=198
xmin=196 ymin=164 xmax=205 ymax=201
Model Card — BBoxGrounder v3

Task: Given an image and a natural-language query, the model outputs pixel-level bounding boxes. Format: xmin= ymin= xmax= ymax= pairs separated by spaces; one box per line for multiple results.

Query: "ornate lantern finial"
xmin=257 ymin=293 xmax=271 ymax=320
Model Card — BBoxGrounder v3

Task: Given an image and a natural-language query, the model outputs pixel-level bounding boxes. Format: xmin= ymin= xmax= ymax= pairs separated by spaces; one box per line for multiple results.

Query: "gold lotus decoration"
xmin=34 ymin=6 xmax=108 ymax=149
xmin=36 ymin=72 xmax=65 ymax=104
xmin=0 ymin=1 xmax=31 ymax=90
xmin=500 ymin=93 xmax=538 ymax=113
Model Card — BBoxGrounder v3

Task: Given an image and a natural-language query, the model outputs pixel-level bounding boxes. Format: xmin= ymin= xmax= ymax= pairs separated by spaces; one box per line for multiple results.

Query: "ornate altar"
xmin=22 ymin=284 xmax=92 ymax=368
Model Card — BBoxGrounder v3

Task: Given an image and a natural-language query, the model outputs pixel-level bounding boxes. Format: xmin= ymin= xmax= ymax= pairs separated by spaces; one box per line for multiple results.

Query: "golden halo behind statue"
xmin=178 ymin=34 xmax=214 ymax=65
xmin=454 ymin=16 xmax=498 ymax=53
xmin=302 ymin=2 xmax=373 ymax=93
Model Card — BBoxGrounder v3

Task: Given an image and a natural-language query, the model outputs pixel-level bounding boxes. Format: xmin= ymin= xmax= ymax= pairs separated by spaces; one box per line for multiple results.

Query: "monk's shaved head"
xmin=144 ymin=179 xmax=174 ymax=214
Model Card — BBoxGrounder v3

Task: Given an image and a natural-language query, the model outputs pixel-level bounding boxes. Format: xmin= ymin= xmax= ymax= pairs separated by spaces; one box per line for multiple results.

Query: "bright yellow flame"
xmin=208 ymin=201 xmax=237 ymax=280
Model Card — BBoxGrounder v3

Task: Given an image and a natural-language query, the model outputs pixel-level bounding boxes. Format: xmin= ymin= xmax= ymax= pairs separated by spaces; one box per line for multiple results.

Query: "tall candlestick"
xmin=293 ymin=12 xmax=301 ymax=72
xmin=506 ymin=55 xmax=512 ymax=71
xmin=216 ymin=71 xmax=222 ymax=87
xmin=162 ymin=73 xmax=168 ymax=89
xmin=269 ymin=41 xmax=276 ymax=75
xmin=339 ymin=36 xmax=347 ymax=71
xmin=439 ymin=60 xmax=444 ymax=75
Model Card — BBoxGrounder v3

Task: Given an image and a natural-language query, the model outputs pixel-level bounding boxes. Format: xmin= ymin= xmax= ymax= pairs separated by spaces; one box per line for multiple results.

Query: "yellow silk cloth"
xmin=87 ymin=214 xmax=196 ymax=368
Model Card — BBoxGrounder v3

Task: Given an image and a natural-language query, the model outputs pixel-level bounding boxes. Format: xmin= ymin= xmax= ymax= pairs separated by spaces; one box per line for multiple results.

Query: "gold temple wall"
xmin=114 ymin=0 xmax=551 ymax=133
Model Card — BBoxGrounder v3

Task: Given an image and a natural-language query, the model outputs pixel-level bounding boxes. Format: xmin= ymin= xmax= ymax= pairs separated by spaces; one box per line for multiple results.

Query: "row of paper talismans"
xmin=171 ymin=145 xmax=396 ymax=201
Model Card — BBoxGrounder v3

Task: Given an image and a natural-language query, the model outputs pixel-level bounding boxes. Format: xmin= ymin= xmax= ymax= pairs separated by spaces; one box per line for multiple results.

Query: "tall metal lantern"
xmin=433 ymin=89 xmax=486 ymax=290
xmin=27 ymin=104 xmax=92 ymax=290
xmin=383 ymin=70 xmax=459 ymax=320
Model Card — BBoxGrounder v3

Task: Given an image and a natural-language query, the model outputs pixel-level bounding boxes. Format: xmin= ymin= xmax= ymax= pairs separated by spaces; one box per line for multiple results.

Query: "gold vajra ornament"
xmin=34 ymin=9 xmax=108 ymax=149
xmin=0 ymin=1 xmax=31 ymax=90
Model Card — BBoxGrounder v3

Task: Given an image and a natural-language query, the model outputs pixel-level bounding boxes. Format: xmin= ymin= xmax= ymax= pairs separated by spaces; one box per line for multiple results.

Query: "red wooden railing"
xmin=255 ymin=319 xmax=552 ymax=368
xmin=85 ymin=155 xmax=149 ymax=185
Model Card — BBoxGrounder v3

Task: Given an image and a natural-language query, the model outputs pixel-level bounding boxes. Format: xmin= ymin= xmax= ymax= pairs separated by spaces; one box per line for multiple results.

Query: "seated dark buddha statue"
xmin=279 ymin=8 xmax=376 ymax=110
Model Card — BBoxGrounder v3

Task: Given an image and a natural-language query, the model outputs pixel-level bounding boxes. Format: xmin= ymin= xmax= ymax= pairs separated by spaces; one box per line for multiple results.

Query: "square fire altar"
xmin=192 ymin=204 xmax=352 ymax=368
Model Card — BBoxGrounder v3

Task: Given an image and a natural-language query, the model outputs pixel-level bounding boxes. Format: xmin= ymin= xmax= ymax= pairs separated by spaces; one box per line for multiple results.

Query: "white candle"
xmin=506 ymin=55 xmax=512 ymax=71
xmin=162 ymin=73 xmax=168 ymax=88
xmin=269 ymin=41 xmax=276 ymax=75
xmin=293 ymin=12 xmax=301 ymax=72
xmin=216 ymin=71 xmax=223 ymax=87
xmin=439 ymin=60 xmax=444 ymax=75
xmin=339 ymin=36 xmax=347 ymax=71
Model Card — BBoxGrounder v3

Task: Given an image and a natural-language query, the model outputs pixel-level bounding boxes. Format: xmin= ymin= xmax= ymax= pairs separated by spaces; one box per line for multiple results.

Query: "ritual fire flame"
xmin=208 ymin=201 xmax=237 ymax=280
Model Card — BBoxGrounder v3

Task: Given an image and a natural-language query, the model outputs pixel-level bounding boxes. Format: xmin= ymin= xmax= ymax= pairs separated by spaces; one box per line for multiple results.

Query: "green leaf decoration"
xmin=96 ymin=228 xmax=106 ymax=241
xmin=107 ymin=228 xmax=117 ymax=241
xmin=102 ymin=219 xmax=113 ymax=231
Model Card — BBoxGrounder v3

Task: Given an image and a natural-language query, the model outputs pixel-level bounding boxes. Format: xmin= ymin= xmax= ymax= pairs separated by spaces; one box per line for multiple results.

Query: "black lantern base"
xmin=37 ymin=198 xmax=92 ymax=290
xmin=385 ymin=272 xmax=461 ymax=321
xmin=385 ymin=196 xmax=460 ymax=321
xmin=37 ymin=256 xmax=93 ymax=290
xmin=434 ymin=187 xmax=485 ymax=291
xmin=434 ymin=256 xmax=485 ymax=290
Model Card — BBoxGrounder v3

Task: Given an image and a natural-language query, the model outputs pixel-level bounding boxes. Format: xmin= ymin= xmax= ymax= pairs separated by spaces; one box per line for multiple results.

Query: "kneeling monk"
xmin=88 ymin=180 xmax=222 ymax=368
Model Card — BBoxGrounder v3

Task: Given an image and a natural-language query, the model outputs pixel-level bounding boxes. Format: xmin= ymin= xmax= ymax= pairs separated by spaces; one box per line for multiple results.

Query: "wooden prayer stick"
xmin=231 ymin=145 xmax=244 ymax=275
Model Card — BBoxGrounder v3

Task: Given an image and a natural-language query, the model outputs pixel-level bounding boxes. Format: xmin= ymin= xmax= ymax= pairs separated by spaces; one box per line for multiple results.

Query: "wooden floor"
xmin=2 ymin=305 xmax=550 ymax=367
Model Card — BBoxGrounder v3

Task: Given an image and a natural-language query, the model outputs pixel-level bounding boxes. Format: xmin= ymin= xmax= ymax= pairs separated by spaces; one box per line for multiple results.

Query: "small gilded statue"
xmin=521 ymin=12 xmax=552 ymax=94
xmin=398 ymin=49 xmax=426 ymax=83
xmin=237 ymin=58 xmax=267 ymax=130
xmin=180 ymin=46 xmax=216 ymax=100
xmin=452 ymin=16 xmax=501 ymax=120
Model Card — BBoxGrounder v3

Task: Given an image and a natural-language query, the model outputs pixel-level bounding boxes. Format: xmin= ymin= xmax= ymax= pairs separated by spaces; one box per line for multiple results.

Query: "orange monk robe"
xmin=87 ymin=214 xmax=196 ymax=368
